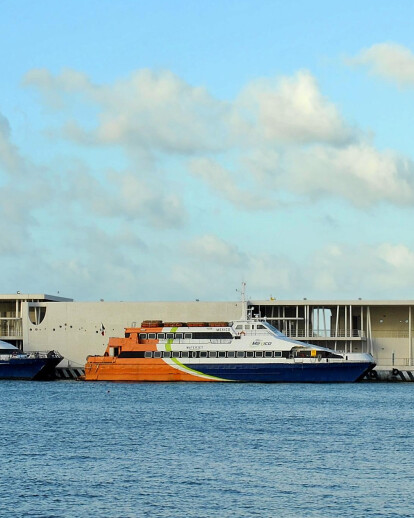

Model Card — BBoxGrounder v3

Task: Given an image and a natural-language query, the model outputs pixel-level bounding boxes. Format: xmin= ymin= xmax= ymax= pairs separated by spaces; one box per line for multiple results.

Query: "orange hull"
xmin=84 ymin=358 xmax=216 ymax=382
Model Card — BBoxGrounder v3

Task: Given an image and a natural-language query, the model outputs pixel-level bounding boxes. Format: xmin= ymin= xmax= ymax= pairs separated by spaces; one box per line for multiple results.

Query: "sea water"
xmin=0 ymin=381 xmax=413 ymax=518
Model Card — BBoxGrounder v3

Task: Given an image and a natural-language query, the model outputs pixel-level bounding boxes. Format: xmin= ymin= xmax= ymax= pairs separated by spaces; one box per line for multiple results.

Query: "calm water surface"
xmin=1 ymin=381 xmax=413 ymax=517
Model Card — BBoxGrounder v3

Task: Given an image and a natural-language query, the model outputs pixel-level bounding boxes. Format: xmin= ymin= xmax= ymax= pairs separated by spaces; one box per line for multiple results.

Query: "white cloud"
xmin=20 ymin=66 xmax=414 ymax=217
xmin=189 ymin=157 xmax=274 ymax=210
xmin=347 ymin=42 xmax=414 ymax=87
xmin=237 ymin=71 xmax=354 ymax=145
xmin=284 ymin=143 xmax=414 ymax=207
xmin=0 ymin=112 xmax=27 ymax=175
xmin=24 ymin=68 xmax=230 ymax=154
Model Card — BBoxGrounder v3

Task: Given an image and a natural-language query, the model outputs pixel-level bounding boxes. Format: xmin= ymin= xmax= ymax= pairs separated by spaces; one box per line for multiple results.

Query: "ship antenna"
xmin=241 ymin=281 xmax=248 ymax=320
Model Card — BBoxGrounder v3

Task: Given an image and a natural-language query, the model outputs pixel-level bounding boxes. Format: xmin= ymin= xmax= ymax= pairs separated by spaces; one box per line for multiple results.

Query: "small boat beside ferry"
xmin=83 ymin=292 xmax=375 ymax=382
xmin=0 ymin=340 xmax=63 ymax=380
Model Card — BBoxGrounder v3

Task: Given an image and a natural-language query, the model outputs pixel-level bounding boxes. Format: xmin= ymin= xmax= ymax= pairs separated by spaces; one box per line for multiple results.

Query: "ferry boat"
xmin=84 ymin=294 xmax=375 ymax=383
xmin=0 ymin=340 xmax=63 ymax=380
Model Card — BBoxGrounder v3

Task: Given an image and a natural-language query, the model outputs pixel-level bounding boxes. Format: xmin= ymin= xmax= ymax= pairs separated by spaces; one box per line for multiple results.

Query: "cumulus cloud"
xmin=237 ymin=71 xmax=354 ymax=145
xmin=189 ymin=157 xmax=274 ymax=210
xmin=284 ymin=143 xmax=414 ymax=207
xmin=0 ymin=112 xmax=27 ymax=175
xmin=347 ymin=42 xmax=414 ymax=87
xmin=21 ymin=65 xmax=414 ymax=214
xmin=24 ymin=68 xmax=229 ymax=154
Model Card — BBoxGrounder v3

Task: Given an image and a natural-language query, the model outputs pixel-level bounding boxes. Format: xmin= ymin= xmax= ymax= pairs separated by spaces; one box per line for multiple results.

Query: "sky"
xmin=2 ymin=1 xmax=414 ymax=302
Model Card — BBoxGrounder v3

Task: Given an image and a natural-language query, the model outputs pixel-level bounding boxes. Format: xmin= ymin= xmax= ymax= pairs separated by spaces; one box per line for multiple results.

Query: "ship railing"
xmin=284 ymin=329 xmax=366 ymax=339
xmin=25 ymin=350 xmax=63 ymax=359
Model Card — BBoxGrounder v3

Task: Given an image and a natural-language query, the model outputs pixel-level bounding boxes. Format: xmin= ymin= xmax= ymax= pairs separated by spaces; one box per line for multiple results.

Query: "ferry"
xmin=0 ymin=340 xmax=63 ymax=380
xmin=84 ymin=295 xmax=375 ymax=383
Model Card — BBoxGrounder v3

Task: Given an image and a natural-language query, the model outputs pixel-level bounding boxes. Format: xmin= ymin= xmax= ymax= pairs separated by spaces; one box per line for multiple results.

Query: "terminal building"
xmin=1 ymin=293 xmax=413 ymax=380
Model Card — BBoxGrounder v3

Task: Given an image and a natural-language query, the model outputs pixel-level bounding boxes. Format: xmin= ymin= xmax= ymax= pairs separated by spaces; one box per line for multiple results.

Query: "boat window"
xmin=264 ymin=351 xmax=273 ymax=358
xmin=153 ymin=351 xmax=162 ymax=358
xmin=181 ymin=351 xmax=189 ymax=358
xmin=257 ymin=324 xmax=266 ymax=329
xmin=125 ymin=332 xmax=130 ymax=338
xmin=218 ymin=351 xmax=226 ymax=358
xmin=139 ymin=333 xmax=147 ymax=339
xmin=246 ymin=351 xmax=254 ymax=358
xmin=274 ymin=351 xmax=282 ymax=357
xmin=236 ymin=351 xmax=244 ymax=358
xmin=255 ymin=351 xmax=263 ymax=358
xmin=244 ymin=325 xmax=251 ymax=330
xmin=158 ymin=333 xmax=165 ymax=339
xmin=144 ymin=351 xmax=152 ymax=358
xmin=184 ymin=333 xmax=192 ymax=339
xmin=171 ymin=351 xmax=180 ymax=358
xmin=175 ymin=333 xmax=183 ymax=339
xmin=163 ymin=351 xmax=171 ymax=358
xmin=228 ymin=351 xmax=235 ymax=358
xmin=148 ymin=333 xmax=156 ymax=339
xmin=235 ymin=325 xmax=242 ymax=330
xmin=166 ymin=333 xmax=174 ymax=339
xmin=200 ymin=351 xmax=207 ymax=358
xmin=191 ymin=351 xmax=199 ymax=358
xmin=209 ymin=351 xmax=217 ymax=358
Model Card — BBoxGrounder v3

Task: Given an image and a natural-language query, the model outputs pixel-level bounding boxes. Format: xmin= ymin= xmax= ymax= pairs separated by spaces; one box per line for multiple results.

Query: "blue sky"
xmin=2 ymin=1 xmax=414 ymax=301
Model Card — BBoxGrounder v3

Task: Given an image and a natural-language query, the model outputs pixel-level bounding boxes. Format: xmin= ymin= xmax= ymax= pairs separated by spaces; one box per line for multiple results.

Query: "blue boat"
xmin=0 ymin=340 xmax=63 ymax=380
